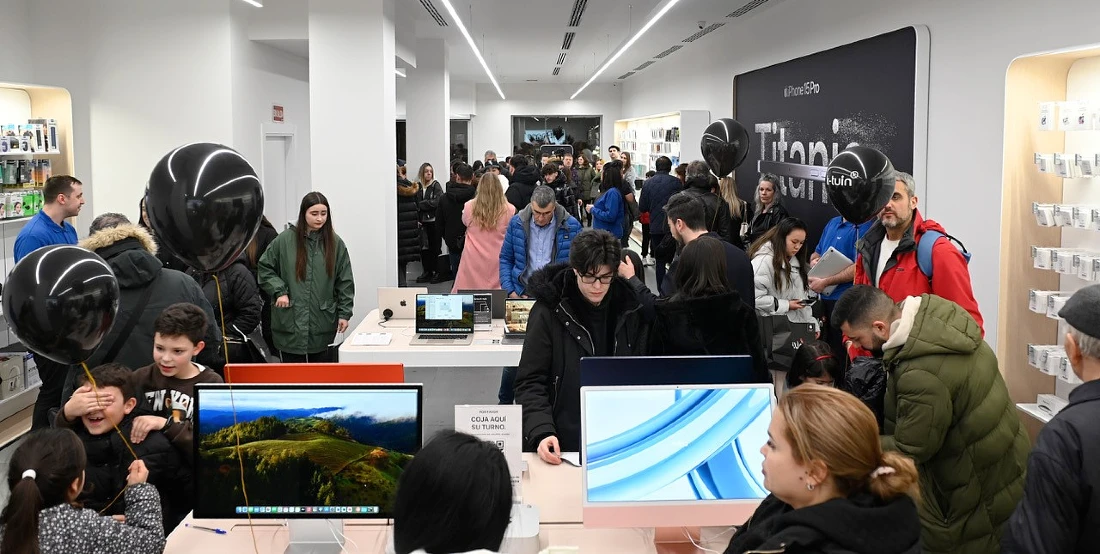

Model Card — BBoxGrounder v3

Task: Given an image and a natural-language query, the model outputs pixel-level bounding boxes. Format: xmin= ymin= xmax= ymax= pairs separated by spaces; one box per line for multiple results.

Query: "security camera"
xmin=698 ymin=21 xmax=706 ymax=29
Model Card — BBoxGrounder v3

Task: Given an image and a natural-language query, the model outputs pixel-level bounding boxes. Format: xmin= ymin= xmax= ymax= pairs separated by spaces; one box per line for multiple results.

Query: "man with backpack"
xmin=852 ymin=171 xmax=983 ymax=339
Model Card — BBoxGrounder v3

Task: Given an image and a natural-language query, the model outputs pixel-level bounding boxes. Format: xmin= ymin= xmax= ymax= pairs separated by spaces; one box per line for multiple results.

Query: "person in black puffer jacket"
xmin=188 ymin=258 xmax=263 ymax=370
xmin=514 ymin=230 xmax=650 ymax=461
xmin=436 ymin=163 xmax=477 ymax=282
xmin=396 ymin=165 xmax=421 ymax=286
xmin=681 ymin=161 xmax=734 ymax=244
xmin=723 ymin=385 xmax=921 ymax=554
xmin=505 ymin=155 xmax=541 ymax=213
xmin=138 ymin=197 xmax=190 ymax=273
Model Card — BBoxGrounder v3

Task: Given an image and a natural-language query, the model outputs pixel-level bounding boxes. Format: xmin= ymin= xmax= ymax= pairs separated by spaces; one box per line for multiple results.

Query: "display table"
xmin=165 ymin=454 xmax=735 ymax=553
xmin=339 ymin=309 xmax=523 ymax=367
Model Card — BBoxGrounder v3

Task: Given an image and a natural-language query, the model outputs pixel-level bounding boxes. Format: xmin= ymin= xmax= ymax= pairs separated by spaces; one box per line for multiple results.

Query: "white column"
xmin=405 ymin=38 xmax=450 ymax=178
xmin=309 ymin=0 xmax=397 ymax=328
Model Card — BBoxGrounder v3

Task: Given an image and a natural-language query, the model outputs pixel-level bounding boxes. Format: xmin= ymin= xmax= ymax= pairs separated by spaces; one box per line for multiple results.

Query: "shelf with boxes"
xmin=998 ymin=47 xmax=1100 ymax=441
xmin=613 ymin=110 xmax=709 ymax=173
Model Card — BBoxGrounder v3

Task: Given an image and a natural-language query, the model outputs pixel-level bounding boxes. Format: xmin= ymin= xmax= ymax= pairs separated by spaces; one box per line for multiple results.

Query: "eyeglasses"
xmin=578 ymin=273 xmax=615 ymax=285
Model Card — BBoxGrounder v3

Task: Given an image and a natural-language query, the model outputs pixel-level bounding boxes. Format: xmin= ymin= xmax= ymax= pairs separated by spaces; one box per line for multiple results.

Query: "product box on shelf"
xmin=0 ymin=351 xmax=24 ymax=400
xmin=1039 ymin=102 xmax=1056 ymax=130
xmin=1058 ymin=357 xmax=1083 ymax=385
xmin=1053 ymin=204 xmax=1076 ymax=226
xmin=1033 ymin=246 xmax=1053 ymax=270
xmin=1030 ymin=290 xmax=1074 ymax=313
xmin=1035 ymin=153 xmax=1055 ymax=173
xmin=1037 ymin=393 xmax=1069 ymax=416
xmin=1047 ymin=294 xmax=1073 ymax=318
xmin=1033 ymin=203 xmax=1056 ymax=227
xmin=1046 ymin=349 xmax=1067 ymax=376
xmin=1078 ymin=154 xmax=1099 ymax=177
xmin=1076 ymin=254 xmax=1098 ymax=281
xmin=1028 ymin=344 xmax=1058 ymax=369
xmin=22 ymin=352 xmax=38 ymax=389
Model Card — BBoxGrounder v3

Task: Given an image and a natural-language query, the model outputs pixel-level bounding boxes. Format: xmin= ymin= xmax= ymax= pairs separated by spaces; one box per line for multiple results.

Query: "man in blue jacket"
xmin=638 ymin=156 xmax=682 ymax=291
xmin=498 ymin=184 xmax=582 ymax=403
xmin=14 ymin=174 xmax=85 ymax=431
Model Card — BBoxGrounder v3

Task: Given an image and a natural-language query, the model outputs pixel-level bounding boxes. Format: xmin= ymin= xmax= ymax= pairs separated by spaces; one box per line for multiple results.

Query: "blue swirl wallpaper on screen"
xmin=583 ymin=387 xmax=771 ymax=503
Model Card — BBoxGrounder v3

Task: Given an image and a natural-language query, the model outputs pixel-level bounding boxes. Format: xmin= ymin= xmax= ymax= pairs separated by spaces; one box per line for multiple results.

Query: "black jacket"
xmin=514 ymin=262 xmax=649 ymax=452
xmin=64 ymin=413 xmax=191 ymax=532
xmin=662 ymin=232 xmax=755 ymax=308
xmin=246 ymin=219 xmax=280 ymax=276
xmin=79 ymin=225 xmax=222 ymax=371
xmin=644 ymin=291 xmax=769 ymax=383
xmin=416 ymin=179 xmax=443 ymax=223
xmin=728 ymin=199 xmax=754 ymax=250
xmin=436 ymin=181 xmax=477 ymax=251
xmin=638 ymin=171 xmax=682 ymax=236
xmin=505 ymin=165 xmax=541 ymax=212
xmin=724 ymin=493 xmax=921 ymax=554
xmin=844 ymin=357 xmax=886 ymax=431
xmin=682 ymin=176 xmax=734 ymax=244
xmin=188 ymin=258 xmax=262 ymax=337
xmin=747 ymin=202 xmax=790 ymax=245
xmin=397 ymin=178 xmax=421 ymax=264
xmin=1003 ymin=379 xmax=1100 ymax=554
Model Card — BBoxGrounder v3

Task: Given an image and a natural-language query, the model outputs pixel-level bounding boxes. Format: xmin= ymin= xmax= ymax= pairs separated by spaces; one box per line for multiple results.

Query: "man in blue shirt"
xmin=14 ymin=175 xmax=83 ymax=262
xmin=808 ymin=214 xmax=874 ymax=362
xmin=13 ymin=174 xmax=85 ymax=431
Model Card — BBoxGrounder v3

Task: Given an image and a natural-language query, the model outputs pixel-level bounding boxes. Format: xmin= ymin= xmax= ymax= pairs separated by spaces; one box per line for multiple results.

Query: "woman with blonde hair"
xmin=719 ymin=176 xmax=753 ymax=250
xmin=723 ymin=385 xmax=921 ymax=554
xmin=452 ymin=173 xmax=516 ymax=292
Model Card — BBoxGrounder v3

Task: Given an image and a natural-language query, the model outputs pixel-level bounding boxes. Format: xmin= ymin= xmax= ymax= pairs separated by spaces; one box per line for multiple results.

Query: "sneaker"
xmin=430 ymin=272 xmax=453 ymax=284
xmin=414 ymin=272 xmax=434 ymax=283
xmin=644 ymin=256 xmax=655 ymax=266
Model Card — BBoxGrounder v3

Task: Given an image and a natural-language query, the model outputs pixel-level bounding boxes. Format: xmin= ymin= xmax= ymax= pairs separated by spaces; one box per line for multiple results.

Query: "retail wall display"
xmin=614 ymin=111 xmax=710 ymax=177
xmin=999 ymin=47 xmax=1100 ymax=439
xmin=733 ymin=26 xmax=928 ymax=249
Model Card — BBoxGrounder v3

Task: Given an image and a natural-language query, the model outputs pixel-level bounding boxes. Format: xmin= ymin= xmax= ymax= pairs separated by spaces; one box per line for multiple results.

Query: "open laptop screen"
xmin=416 ymin=294 xmax=475 ymax=333
xmin=504 ymin=299 xmax=536 ymax=335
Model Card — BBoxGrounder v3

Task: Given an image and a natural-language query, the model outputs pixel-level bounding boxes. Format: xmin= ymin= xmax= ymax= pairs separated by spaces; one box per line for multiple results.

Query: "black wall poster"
xmin=733 ymin=27 xmax=927 ymax=250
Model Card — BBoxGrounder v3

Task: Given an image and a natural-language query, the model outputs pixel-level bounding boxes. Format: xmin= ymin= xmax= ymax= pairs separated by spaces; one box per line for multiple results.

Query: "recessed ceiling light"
xmin=239 ymin=0 xmax=263 ymax=7
xmin=571 ymin=0 xmax=682 ymax=99
xmin=439 ymin=0 xmax=505 ymax=100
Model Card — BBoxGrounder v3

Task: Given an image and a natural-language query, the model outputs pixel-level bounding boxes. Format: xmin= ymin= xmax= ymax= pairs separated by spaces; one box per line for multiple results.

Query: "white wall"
xmin=231 ymin=4 xmax=312 ymax=209
xmin=471 ymin=82 xmax=623 ymax=160
xmin=621 ymin=0 xmax=1100 ymax=349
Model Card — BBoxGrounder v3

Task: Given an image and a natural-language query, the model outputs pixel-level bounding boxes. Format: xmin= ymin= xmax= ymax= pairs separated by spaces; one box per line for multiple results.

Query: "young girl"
xmin=258 ymin=192 xmax=355 ymax=363
xmin=786 ymin=340 xmax=844 ymax=390
xmin=452 ymin=173 xmax=516 ymax=292
xmin=0 ymin=428 xmax=164 ymax=554
xmin=749 ymin=217 xmax=814 ymax=325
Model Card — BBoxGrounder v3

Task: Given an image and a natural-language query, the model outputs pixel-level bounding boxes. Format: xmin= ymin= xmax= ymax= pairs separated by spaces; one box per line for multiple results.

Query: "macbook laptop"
xmin=377 ymin=287 xmax=426 ymax=321
xmin=501 ymin=299 xmax=536 ymax=345
xmin=410 ymin=294 xmax=475 ymax=346
xmin=458 ymin=289 xmax=507 ymax=319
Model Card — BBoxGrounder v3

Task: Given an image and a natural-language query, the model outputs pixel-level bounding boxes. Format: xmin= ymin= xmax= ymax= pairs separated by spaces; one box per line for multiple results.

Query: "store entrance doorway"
xmin=262 ymin=130 xmax=295 ymax=230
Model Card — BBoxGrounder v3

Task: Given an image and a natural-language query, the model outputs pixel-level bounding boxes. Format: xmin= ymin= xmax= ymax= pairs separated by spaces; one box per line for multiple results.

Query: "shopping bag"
xmin=759 ymin=315 xmax=817 ymax=371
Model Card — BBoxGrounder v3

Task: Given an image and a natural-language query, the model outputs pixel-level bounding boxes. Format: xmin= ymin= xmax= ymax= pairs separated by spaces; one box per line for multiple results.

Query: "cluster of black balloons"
xmin=2 ymin=143 xmax=264 ymax=364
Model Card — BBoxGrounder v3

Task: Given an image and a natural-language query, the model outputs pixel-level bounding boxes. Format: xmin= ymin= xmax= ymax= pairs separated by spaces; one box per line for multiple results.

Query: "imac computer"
xmin=193 ymin=383 xmax=423 ymax=553
xmin=579 ymin=355 xmax=759 ymax=387
xmin=580 ymin=383 xmax=774 ymax=528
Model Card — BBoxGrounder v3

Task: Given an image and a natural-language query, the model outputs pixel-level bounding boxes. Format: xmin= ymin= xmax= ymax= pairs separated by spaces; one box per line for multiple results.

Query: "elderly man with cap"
xmin=1004 ymin=284 xmax=1100 ymax=554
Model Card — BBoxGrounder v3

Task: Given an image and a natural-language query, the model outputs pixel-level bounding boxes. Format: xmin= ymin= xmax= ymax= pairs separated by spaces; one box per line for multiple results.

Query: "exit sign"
xmin=272 ymin=105 xmax=285 ymax=123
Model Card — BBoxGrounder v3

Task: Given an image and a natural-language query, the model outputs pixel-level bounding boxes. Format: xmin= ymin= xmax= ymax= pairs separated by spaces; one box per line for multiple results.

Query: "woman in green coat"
xmin=258 ymin=192 xmax=355 ymax=362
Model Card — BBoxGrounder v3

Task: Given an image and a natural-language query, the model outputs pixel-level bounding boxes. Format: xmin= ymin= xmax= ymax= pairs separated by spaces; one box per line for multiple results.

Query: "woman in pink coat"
xmin=452 ymin=173 xmax=516 ymax=292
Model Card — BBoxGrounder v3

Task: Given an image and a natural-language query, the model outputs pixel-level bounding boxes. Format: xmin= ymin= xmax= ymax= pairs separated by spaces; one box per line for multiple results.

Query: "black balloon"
xmin=146 ymin=143 xmax=264 ymax=273
xmin=2 ymin=246 xmax=120 ymax=364
xmin=700 ymin=118 xmax=751 ymax=178
xmin=825 ymin=146 xmax=896 ymax=224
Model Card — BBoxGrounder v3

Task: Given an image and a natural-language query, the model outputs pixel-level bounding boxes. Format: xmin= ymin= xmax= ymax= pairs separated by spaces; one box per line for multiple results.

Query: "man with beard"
xmin=834 ymin=285 xmax=1027 ymax=554
xmin=853 ymin=172 xmax=982 ymax=336
xmin=659 ymin=192 xmax=753 ymax=306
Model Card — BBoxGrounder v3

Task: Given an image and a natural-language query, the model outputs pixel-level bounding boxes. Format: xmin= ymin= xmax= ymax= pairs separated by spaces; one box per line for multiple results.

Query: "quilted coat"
xmin=881 ymin=295 xmax=1029 ymax=554
xmin=498 ymin=204 xmax=582 ymax=296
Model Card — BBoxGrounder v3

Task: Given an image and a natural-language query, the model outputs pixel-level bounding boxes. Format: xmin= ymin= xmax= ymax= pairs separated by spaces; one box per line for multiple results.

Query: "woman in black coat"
xmin=243 ymin=215 xmax=279 ymax=352
xmin=746 ymin=173 xmax=790 ymax=246
xmin=397 ymin=166 xmax=421 ymax=286
xmin=622 ymin=236 xmax=768 ymax=383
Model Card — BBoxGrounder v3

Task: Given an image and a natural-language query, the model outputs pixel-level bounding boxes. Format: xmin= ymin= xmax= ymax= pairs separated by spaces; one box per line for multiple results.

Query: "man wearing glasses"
xmin=514 ymin=229 xmax=650 ymax=465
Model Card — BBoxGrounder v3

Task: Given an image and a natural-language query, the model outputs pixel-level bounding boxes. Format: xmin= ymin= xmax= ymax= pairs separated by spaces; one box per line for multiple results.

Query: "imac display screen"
xmin=582 ymin=385 xmax=771 ymax=503
xmin=194 ymin=384 xmax=422 ymax=518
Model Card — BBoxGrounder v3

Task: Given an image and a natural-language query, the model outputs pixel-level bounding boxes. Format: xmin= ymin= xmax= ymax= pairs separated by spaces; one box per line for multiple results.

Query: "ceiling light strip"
xmin=571 ymin=0 xmax=682 ymax=99
xmin=395 ymin=69 xmax=406 ymax=78
xmin=239 ymin=0 xmax=263 ymax=7
xmin=439 ymin=0 xmax=505 ymax=100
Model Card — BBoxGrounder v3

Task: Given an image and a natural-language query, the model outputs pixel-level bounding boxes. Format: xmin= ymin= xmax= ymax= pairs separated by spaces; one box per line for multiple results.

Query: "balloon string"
xmin=214 ymin=274 xmax=259 ymax=554
xmin=79 ymin=361 xmax=137 ymax=515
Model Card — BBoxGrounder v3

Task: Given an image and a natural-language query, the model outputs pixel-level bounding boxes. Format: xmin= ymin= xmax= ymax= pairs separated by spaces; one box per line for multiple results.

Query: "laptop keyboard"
xmin=420 ymin=334 xmax=468 ymax=340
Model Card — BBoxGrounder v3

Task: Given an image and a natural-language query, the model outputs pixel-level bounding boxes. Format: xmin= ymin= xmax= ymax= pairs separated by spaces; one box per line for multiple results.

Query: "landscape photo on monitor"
xmin=196 ymin=388 xmax=419 ymax=514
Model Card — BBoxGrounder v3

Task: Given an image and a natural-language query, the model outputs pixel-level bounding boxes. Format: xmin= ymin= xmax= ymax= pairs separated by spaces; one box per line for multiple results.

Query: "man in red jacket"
xmin=851 ymin=172 xmax=983 ymax=350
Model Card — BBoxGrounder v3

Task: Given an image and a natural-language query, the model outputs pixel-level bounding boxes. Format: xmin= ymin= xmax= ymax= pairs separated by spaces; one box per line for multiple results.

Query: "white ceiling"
xmin=248 ymin=0 xmax=785 ymax=85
